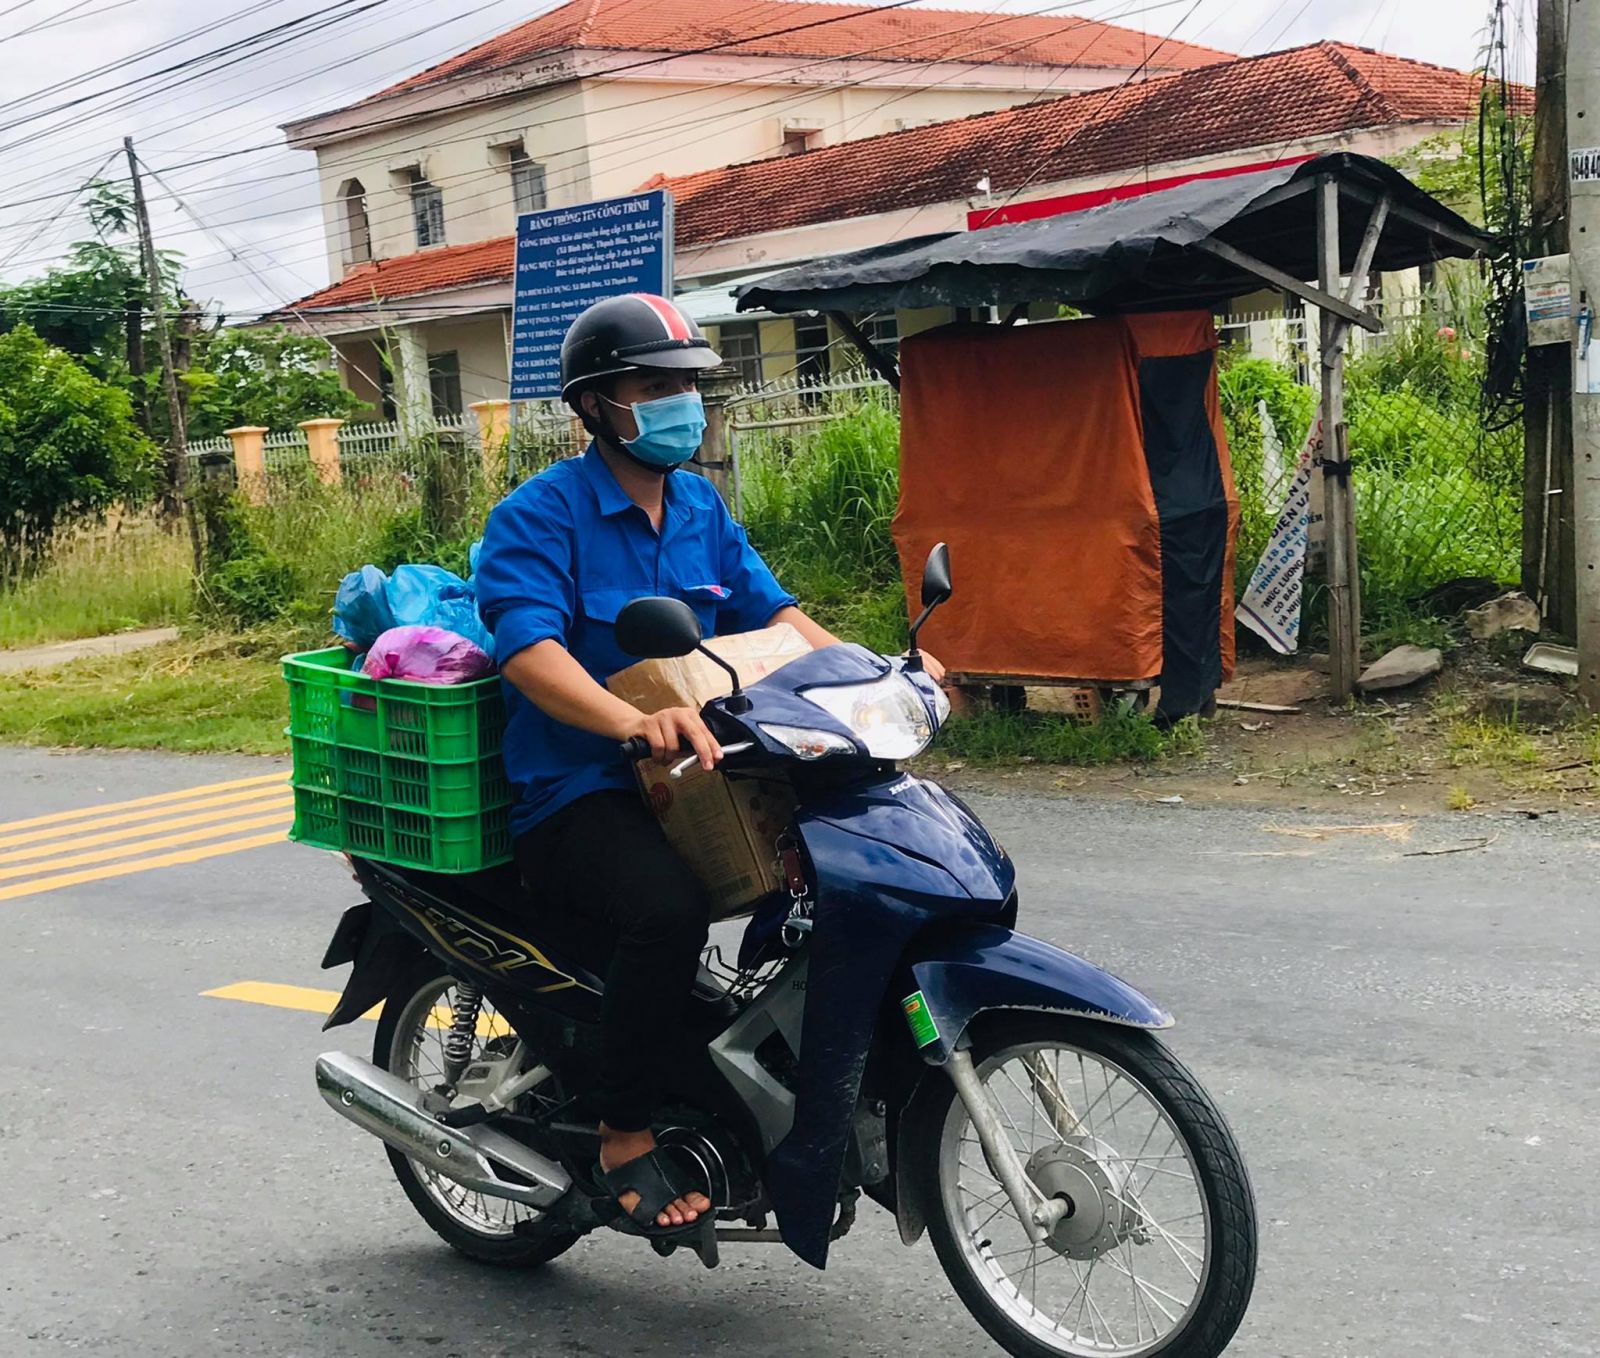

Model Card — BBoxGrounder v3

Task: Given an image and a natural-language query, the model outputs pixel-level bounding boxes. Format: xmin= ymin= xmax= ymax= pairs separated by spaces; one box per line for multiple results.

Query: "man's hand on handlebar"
xmin=623 ymin=707 xmax=722 ymax=772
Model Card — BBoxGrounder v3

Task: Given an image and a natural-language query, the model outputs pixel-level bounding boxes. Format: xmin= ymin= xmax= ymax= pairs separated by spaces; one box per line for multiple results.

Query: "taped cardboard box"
xmin=608 ymin=624 xmax=811 ymax=917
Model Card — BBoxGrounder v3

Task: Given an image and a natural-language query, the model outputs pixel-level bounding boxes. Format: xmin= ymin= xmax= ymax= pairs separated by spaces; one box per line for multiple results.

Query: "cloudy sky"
xmin=0 ymin=0 xmax=1532 ymax=316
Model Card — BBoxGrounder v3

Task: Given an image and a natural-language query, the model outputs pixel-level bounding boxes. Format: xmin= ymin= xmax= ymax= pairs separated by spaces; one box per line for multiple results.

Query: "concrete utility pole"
xmin=1570 ymin=0 xmax=1600 ymax=706
xmin=125 ymin=136 xmax=203 ymax=575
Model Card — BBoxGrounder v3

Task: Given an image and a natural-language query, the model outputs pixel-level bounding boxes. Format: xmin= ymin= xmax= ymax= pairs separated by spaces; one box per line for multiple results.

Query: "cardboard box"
xmin=609 ymin=624 xmax=811 ymax=917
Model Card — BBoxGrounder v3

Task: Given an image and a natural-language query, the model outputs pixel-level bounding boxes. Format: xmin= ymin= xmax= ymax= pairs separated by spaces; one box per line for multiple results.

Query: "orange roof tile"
xmin=273 ymin=236 xmax=517 ymax=314
xmin=272 ymin=42 xmax=1492 ymax=316
xmin=664 ymin=42 xmax=1492 ymax=246
xmin=364 ymin=0 xmax=1233 ymax=106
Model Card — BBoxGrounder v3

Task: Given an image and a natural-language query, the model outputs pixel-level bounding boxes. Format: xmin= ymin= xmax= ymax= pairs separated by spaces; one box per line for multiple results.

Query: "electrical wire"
xmin=0 ymin=0 xmax=406 ymax=145
xmin=2 ymin=0 xmax=1186 ymax=278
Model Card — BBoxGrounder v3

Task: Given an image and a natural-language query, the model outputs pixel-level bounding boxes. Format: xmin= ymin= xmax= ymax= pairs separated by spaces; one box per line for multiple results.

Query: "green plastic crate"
xmin=283 ymin=647 xmax=512 ymax=873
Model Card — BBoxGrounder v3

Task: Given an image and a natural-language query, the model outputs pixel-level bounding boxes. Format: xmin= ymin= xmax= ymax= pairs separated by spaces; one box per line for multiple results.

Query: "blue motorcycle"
xmin=314 ymin=545 xmax=1258 ymax=1358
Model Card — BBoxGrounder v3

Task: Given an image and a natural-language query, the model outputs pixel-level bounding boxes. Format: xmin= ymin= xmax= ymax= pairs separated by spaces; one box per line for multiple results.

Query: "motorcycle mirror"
xmin=906 ymin=542 xmax=952 ymax=673
xmin=920 ymin=542 xmax=953 ymax=608
xmin=615 ymin=597 xmax=703 ymax=660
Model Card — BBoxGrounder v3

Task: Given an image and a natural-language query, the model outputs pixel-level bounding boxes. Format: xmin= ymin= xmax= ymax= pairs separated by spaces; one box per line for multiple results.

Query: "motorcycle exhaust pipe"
xmin=315 ymin=1050 xmax=572 ymax=1209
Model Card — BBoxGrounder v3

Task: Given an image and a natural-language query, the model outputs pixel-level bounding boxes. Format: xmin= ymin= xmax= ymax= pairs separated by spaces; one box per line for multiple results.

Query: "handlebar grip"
xmin=619 ymin=735 xmax=652 ymax=760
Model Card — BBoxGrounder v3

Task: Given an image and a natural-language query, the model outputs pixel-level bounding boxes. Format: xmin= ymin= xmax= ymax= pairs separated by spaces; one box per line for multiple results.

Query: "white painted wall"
xmin=303 ymin=54 xmax=1138 ymax=279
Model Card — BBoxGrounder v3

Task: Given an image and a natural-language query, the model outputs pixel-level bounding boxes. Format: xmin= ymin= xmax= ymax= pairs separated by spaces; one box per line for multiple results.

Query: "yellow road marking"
xmin=0 ymin=783 xmax=294 ymax=852
xmin=0 ymin=793 xmax=294 ymax=865
xmin=0 ymin=771 xmax=288 ymax=836
xmin=0 ymin=809 xmax=294 ymax=882
xmin=0 ymin=829 xmax=288 ymax=901
xmin=203 ymin=981 xmax=514 ymax=1036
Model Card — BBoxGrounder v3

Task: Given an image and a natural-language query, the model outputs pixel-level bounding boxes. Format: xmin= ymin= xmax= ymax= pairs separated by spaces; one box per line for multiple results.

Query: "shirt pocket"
xmin=675 ymin=582 xmax=734 ymax=636
xmin=577 ymin=586 xmax=637 ymax=674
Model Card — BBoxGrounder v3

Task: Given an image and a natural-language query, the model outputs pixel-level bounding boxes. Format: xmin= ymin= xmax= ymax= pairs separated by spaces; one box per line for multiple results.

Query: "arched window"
xmin=339 ymin=178 xmax=371 ymax=267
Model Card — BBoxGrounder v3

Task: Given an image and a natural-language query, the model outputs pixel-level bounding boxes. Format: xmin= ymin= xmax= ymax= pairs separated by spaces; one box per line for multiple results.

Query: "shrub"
xmin=0 ymin=324 xmax=157 ymax=582
xmin=196 ymin=487 xmax=301 ymax=628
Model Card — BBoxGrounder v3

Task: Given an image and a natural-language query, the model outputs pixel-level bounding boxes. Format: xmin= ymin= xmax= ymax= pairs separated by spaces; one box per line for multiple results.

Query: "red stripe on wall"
xmin=967 ymin=156 xmax=1316 ymax=230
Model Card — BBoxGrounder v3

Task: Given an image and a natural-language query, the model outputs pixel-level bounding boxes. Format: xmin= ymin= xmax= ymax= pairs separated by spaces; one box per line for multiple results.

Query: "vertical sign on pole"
xmin=509 ymin=190 xmax=674 ymax=401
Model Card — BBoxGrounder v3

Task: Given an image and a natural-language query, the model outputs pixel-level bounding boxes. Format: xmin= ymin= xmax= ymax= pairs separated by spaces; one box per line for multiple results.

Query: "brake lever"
xmin=669 ymin=741 xmax=755 ymax=780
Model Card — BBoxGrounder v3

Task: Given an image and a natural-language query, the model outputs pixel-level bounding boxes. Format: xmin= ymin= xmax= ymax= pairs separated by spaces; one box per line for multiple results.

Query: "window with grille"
xmin=509 ymin=146 xmax=547 ymax=216
xmin=428 ymin=351 xmax=462 ymax=417
xmin=794 ymin=316 xmax=831 ymax=382
xmin=339 ymin=178 xmax=371 ymax=268
xmin=718 ymin=322 xmax=761 ymax=386
xmin=410 ymin=170 xmax=445 ymax=248
xmin=863 ymin=313 xmax=900 ymax=355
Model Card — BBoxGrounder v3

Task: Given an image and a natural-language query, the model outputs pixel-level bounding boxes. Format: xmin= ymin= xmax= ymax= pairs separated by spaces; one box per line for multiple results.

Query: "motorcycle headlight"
xmin=803 ymin=673 xmax=934 ymax=761
xmin=759 ymin=724 xmax=857 ymax=760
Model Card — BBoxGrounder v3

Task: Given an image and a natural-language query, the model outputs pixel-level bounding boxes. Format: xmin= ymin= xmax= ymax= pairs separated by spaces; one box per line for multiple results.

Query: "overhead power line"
xmin=0 ymin=0 xmax=403 ymax=143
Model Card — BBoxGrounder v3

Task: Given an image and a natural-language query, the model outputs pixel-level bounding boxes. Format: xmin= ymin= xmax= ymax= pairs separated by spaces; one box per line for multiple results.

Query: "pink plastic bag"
xmin=360 ymin=625 xmax=494 ymax=685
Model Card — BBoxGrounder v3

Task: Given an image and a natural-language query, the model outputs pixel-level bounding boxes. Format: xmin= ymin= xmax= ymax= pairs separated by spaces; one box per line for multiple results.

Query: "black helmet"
xmin=559 ymin=292 xmax=721 ymax=400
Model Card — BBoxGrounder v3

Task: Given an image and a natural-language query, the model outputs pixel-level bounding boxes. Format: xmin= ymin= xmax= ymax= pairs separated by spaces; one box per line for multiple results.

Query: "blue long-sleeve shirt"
xmin=474 ymin=445 xmax=796 ymax=836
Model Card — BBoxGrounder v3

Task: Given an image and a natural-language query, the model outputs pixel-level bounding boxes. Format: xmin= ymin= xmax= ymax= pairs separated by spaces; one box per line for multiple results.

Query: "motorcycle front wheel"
xmin=374 ymin=963 xmax=582 ymax=1268
xmin=910 ymin=1015 xmax=1257 ymax=1358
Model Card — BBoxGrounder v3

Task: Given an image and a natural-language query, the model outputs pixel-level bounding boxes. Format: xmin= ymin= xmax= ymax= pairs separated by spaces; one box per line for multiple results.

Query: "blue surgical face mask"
xmin=603 ymin=390 xmax=705 ymax=469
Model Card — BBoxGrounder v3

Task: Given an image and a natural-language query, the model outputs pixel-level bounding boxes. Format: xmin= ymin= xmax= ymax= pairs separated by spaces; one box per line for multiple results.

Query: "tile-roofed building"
xmin=362 ymin=0 xmax=1232 ymax=108
xmin=665 ymin=41 xmax=1489 ymax=252
xmin=266 ymin=40 xmax=1492 ymax=424
xmin=283 ymin=0 xmax=1238 ymax=290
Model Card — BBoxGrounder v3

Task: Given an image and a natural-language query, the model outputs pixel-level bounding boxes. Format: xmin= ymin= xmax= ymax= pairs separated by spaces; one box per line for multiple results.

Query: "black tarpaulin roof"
xmin=734 ymin=153 xmax=1490 ymax=317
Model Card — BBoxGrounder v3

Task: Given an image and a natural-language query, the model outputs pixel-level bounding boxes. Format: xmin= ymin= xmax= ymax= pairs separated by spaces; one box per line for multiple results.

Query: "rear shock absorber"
xmin=438 ymin=980 xmax=483 ymax=1096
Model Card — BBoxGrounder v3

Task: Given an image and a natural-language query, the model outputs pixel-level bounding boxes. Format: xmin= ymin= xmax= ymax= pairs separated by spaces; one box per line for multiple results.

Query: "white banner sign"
xmin=1235 ymin=418 xmax=1323 ymax=654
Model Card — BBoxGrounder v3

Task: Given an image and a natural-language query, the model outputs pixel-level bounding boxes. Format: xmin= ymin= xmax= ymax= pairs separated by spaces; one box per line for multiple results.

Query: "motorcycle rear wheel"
xmin=374 ymin=963 xmax=582 ymax=1268
xmin=910 ymin=1015 xmax=1256 ymax=1358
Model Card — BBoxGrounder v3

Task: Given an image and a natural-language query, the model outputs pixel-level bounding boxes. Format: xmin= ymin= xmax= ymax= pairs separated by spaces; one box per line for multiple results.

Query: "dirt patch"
xmin=929 ymin=646 xmax=1600 ymax=818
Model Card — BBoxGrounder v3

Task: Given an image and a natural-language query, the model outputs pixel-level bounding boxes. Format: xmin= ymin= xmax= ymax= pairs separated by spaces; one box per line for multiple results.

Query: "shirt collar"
xmin=579 ymin=443 xmax=637 ymax=518
xmin=580 ymin=442 xmax=694 ymax=527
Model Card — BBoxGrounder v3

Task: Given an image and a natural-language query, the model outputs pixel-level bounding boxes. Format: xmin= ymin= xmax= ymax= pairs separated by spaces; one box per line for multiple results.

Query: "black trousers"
xmin=513 ymin=789 xmax=711 ymax=1133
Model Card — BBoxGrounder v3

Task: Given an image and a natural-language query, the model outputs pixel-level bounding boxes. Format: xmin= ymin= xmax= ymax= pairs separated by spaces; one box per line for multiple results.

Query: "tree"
xmin=182 ymin=326 xmax=369 ymax=440
xmin=1399 ymin=106 xmax=1532 ymax=238
xmin=0 ymin=324 xmax=158 ymax=582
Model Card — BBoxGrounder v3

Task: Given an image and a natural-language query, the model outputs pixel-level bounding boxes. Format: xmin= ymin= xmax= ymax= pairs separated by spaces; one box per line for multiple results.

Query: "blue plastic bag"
xmin=386 ymin=564 xmax=495 ymax=659
xmin=331 ymin=565 xmax=395 ymax=648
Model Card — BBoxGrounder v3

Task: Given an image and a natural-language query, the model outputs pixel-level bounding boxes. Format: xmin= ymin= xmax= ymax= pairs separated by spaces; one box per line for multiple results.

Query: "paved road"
xmin=3 ymin=746 xmax=1596 ymax=1358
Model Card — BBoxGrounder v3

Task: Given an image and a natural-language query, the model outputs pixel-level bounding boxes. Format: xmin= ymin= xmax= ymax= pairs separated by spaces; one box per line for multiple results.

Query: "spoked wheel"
xmin=913 ymin=1017 xmax=1256 ymax=1358
xmin=374 ymin=964 xmax=581 ymax=1267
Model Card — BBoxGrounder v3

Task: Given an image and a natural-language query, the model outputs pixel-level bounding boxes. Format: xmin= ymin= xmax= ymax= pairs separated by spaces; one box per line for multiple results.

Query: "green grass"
xmin=1445 ymin=716 xmax=1542 ymax=768
xmin=0 ymin=633 xmax=290 ymax=754
xmin=0 ymin=523 xmax=192 ymax=647
xmin=935 ymin=710 xmax=1203 ymax=765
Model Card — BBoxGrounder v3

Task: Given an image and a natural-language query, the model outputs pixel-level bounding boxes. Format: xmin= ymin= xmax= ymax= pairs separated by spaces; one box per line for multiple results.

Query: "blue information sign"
xmin=509 ymin=189 xmax=674 ymax=401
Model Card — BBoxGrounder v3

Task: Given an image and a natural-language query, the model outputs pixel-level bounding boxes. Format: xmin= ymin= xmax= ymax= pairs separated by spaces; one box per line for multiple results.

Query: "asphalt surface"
xmin=2 ymin=745 xmax=1596 ymax=1358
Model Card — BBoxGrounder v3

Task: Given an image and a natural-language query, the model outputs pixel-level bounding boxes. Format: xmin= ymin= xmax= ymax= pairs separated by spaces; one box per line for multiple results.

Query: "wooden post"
xmin=1527 ymin=0 xmax=1574 ymax=631
xmin=696 ymin=363 xmax=742 ymax=503
xmin=224 ymin=426 xmax=270 ymax=504
xmin=1317 ymin=177 xmax=1360 ymax=699
xmin=470 ymin=398 xmax=512 ymax=489
xmin=299 ymin=418 xmax=345 ymax=486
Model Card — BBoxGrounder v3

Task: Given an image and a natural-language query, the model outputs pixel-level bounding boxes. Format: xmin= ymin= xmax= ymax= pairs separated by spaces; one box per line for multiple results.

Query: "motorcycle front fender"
xmin=895 ymin=922 xmax=1174 ymax=1065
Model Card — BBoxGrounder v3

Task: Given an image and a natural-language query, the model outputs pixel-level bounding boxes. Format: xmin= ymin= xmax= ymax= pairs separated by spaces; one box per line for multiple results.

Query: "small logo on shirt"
xmin=686 ymin=584 xmax=730 ymax=599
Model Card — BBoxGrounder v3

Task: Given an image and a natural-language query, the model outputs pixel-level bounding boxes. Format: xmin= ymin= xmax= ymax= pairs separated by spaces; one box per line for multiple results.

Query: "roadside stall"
xmin=735 ymin=152 xmax=1489 ymax=705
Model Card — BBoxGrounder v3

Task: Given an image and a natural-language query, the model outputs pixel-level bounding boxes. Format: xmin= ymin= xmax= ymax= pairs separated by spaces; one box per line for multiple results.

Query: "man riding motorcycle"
xmin=474 ymin=294 xmax=853 ymax=1236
